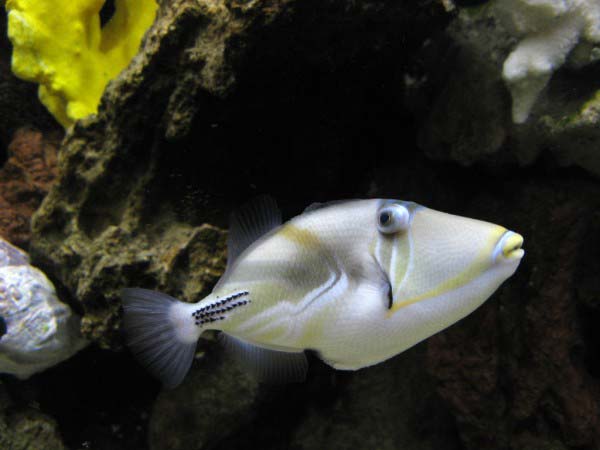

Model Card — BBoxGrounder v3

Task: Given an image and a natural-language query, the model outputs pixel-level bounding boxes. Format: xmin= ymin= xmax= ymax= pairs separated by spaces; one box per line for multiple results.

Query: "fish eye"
xmin=377 ymin=204 xmax=410 ymax=234
xmin=379 ymin=212 xmax=391 ymax=225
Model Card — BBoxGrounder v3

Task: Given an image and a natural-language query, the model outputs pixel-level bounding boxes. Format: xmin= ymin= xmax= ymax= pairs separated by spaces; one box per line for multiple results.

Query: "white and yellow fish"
xmin=122 ymin=197 xmax=524 ymax=387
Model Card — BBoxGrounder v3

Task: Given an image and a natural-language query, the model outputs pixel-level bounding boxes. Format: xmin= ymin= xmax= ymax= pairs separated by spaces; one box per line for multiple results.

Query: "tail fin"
xmin=121 ymin=288 xmax=198 ymax=388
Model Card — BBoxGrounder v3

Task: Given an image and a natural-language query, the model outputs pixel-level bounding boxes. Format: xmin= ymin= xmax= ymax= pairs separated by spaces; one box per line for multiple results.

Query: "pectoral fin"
xmin=219 ymin=332 xmax=308 ymax=383
xmin=303 ymin=199 xmax=354 ymax=213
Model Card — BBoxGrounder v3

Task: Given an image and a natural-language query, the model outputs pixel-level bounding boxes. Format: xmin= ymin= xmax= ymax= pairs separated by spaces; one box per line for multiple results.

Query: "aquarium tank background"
xmin=0 ymin=0 xmax=599 ymax=449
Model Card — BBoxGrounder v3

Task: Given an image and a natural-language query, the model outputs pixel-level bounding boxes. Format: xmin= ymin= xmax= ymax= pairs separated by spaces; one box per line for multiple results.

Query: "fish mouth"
xmin=494 ymin=231 xmax=525 ymax=262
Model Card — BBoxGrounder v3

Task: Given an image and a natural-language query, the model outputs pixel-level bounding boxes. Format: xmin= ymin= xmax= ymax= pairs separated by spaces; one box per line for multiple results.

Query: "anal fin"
xmin=219 ymin=333 xmax=308 ymax=383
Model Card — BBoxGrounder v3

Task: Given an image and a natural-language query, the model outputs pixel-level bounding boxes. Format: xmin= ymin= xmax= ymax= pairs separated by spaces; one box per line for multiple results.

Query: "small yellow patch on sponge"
xmin=6 ymin=0 xmax=158 ymax=128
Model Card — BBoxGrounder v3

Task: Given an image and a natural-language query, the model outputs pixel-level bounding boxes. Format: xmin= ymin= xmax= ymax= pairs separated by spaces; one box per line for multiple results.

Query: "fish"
xmin=121 ymin=196 xmax=524 ymax=388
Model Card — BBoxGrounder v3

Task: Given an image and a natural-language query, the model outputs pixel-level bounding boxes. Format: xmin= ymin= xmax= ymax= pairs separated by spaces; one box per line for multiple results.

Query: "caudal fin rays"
xmin=121 ymin=288 xmax=197 ymax=389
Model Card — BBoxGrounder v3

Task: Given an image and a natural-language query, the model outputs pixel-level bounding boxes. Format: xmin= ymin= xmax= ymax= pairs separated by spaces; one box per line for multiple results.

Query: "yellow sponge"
xmin=6 ymin=0 xmax=158 ymax=128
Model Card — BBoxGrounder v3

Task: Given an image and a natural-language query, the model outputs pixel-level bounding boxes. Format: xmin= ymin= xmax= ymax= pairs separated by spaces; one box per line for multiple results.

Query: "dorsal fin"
xmin=303 ymin=199 xmax=354 ymax=213
xmin=214 ymin=196 xmax=281 ymax=291
xmin=228 ymin=195 xmax=282 ymax=262
xmin=219 ymin=332 xmax=308 ymax=383
xmin=303 ymin=202 xmax=325 ymax=213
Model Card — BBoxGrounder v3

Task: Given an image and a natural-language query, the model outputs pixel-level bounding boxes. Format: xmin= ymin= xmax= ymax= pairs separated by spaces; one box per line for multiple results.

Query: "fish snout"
xmin=493 ymin=231 xmax=525 ymax=263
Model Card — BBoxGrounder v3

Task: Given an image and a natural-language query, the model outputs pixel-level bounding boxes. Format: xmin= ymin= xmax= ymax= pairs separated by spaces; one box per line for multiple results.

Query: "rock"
xmin=1 ymin=410 xmax=66 ymax=450
xmin=150 ymin=346 xmax=458 ymax=450
xmin=416 ymin=2 xmax=600 ymax=176
xmin=493 ymin=0 xmax=600 ymax=124
xmin=149 ymin=348 xmax=259 ymax=450
xmin=0 ymin=128 xmax=59 ymax=248
xmin=425 ymin=180 xmax=600 ymax=450
xmin=288 ymin=352 xmax=459 ymax=450
xmin=0 ymin=381 xmax=66 ymax=450
xmin=0 ymin=238 xmax=86 ymax=378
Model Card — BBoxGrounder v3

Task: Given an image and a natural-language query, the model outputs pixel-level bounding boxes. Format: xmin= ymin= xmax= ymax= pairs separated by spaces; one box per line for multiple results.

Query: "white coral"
xmin=0 ymin=239 xmax=86 ymax=378
xmin=492 ymin=0 xmax=600 ymax=123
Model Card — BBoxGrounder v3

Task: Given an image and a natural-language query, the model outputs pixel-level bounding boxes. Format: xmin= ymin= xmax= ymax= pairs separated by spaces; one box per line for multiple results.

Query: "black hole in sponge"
xmin=99 ymin=0 xmax=116 ymax=28
xmin=0 ymin=316 xmax=6 ymax=338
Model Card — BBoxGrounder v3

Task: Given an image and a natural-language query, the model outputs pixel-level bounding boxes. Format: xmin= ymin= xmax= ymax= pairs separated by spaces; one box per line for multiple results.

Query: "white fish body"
xmin=122 ymin=197 xmax=524 ymax=387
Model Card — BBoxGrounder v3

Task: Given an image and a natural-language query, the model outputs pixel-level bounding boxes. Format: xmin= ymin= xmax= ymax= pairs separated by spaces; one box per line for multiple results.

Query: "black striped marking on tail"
xmin=191 ymin=291 xmax=251 ymax=326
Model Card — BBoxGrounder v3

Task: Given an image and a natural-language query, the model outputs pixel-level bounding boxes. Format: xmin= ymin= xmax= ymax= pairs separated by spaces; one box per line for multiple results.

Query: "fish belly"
xmin=314 ymin=264 xmax=511 ymax=370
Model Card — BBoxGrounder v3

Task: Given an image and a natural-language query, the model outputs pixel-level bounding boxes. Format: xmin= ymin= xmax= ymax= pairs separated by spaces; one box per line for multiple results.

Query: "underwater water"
xmin=1 ymin=1 xmax=600 ymax=449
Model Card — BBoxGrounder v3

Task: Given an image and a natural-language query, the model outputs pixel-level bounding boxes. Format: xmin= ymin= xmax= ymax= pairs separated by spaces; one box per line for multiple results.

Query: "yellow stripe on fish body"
xmin=217 ymin=222 xmax=341 ymax=344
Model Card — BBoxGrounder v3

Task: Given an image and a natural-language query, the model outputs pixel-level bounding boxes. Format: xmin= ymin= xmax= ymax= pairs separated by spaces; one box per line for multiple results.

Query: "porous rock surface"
xmin=18 ymin=1 xmax=600 ymax=450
